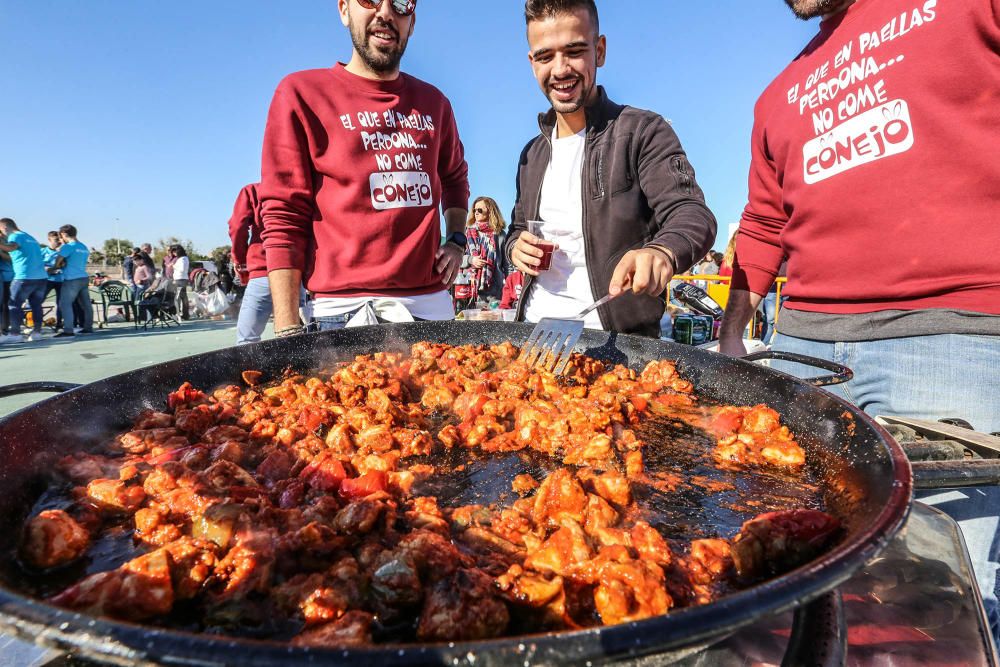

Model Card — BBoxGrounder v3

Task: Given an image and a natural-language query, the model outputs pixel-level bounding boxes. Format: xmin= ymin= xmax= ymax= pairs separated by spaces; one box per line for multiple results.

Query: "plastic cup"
xmin=527 ymin=220 xmax=554 ymax=272
xmin=536 ymin=241 xmax=555 ymax=271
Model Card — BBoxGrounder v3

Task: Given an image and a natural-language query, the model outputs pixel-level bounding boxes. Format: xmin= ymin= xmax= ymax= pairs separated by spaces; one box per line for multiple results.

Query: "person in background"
xmin=170 ymin=245 xmax=191 ymax=321
xmin=506 ymin=0 xmax=717 ymax=336
xmin=42 ymin=231 xmax=66 ymax=330
xmin=695 ymin=251 xmax=721 ymax=276
xmin=162 ymin=244 xmax=176 ymax=282
xmin=465 ymin=197 xmax=506 ymax=304
xmin=718 ymin=233 xmax=737 ymax=278
xmin=260 ymin=0 xmax=470 ymax=336
xmin=52 ymin=224 xmax=93 ymax=338
xmin=131 ymin=249 xmax=153 ymax=302
xmin=0 ymin=218 xmax=48 ymax=343
xmin=758 ymin=260 xmax=787 ymax=346
xmin=718 ymin=0 xmax=1000 ymax=637
xmin=140 ymin=243 xmax=155 ymax=275
xmin=122 ymin=248 xmax=136 ymax=293
xmin=0 ymin=243 xmax=13 ymax=337
xmin=692 ymin=250 xmax=722 ymax=291
xmin=499 ymin=270 xmax=525 ymax=311
xmin=229 ymin=183 xmax=273 ymax=344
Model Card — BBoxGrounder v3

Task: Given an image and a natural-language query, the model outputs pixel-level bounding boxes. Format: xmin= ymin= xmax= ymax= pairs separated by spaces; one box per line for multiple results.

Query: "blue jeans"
xmin=771 ymin=332 xmax=1000 ymax=637
xmin=59 ymin=278 xmax=93 ymax=332
xmin=315 ymin=315 xmax=351 ymax=331
xmin=1 ymin=281 xmax=10 ymax=334
xmin=236 ymin=277 xmax=273 ymax=345
xmin=760 ymin=292 xmax=786 ymax=345
xmin=9 ymin=279 xmax=47 ymax=334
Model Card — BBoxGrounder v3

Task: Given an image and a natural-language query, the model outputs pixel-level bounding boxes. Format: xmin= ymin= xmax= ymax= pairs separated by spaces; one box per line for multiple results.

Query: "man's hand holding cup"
xmin=511 ymin=221 xmax=557 ymax=277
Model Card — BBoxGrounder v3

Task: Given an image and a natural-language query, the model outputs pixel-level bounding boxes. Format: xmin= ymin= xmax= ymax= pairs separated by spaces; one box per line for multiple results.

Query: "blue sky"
xmin=0 ymin=2 xmax=819 ymax=253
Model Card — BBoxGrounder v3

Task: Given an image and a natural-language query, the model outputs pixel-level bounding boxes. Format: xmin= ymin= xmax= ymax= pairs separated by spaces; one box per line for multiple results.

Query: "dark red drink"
xmin=536 ymin=241 xmax=555 ymax=271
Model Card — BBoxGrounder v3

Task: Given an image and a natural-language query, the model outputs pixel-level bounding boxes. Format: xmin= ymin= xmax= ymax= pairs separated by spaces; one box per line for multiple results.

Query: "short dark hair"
xmin=48 ymin=230 xmax=60 ymax=238
xmin=0 ymin=218 xmax=15 ymax=229
xmin=59 ymin=224 xmax=78 ymax=238
xmin=525 ymin=0 xmax=599 ymax=32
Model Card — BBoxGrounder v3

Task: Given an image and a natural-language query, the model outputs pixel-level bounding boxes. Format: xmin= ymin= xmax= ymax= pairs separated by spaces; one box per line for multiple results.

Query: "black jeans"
xmin=174 ymin=279 xmax=190 ymax=320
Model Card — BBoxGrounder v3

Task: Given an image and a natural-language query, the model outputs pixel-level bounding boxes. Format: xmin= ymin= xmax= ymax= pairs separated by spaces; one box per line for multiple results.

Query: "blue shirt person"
xmin=52 ymin=224 xmax=94 ymax=337
xmin=0 ymin=218 xmax=49 ymax=340
xmin=4 ymin=230 xmax=47 ymax=281
xmin=57 ymin=240 xmax=90 ymax=281
xmin=42 ymin=244 xmax=64 ymax=284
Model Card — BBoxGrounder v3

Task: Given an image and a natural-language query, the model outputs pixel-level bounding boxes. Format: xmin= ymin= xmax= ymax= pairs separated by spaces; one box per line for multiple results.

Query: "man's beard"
xmin=783 ymin=0 xmax=851 ymax=20
xmin=546 ymin=77 xmax=593 ymax=115
xmin=350 ymin=19 xmax=408 ymax=73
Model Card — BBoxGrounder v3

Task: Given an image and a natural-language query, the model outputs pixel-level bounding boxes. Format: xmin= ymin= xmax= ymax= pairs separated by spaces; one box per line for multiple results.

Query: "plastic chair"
xmin=98 ymin=280 xmax=133 ymax=323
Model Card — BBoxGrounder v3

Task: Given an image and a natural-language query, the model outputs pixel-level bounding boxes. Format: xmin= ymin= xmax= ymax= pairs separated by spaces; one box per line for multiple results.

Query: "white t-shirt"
xmin=523 ymin=128 xmax=602 ymax=329
xmin=311 ymin=291 xmax=454 ymax=321
xmin=172 ymin=256 xmax=190 ymax=282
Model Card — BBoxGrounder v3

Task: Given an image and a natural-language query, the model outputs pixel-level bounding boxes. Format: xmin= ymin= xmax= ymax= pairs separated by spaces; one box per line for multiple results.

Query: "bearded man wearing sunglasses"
xmin=260 ymin=0 xmax=470 ymax=335
xmin=505 ymin=0 xmax=717 ymax=337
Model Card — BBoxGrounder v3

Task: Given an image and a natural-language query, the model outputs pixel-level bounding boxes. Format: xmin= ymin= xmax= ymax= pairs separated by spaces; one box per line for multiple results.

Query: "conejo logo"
xmin=802 ymin=99 xmax=914 ymax=185
xmin=370 ymin=171 xmax=433 ymax=210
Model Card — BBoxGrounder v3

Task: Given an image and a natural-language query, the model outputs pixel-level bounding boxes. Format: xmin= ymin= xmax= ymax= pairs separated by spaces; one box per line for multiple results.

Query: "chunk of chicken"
xmin=731 ymin=509 xmax=841 ymax=579
xmin=416 ymin=568 xmax=510 ymax=641
xmin=20 ymin=510 xmax=91 ymax=569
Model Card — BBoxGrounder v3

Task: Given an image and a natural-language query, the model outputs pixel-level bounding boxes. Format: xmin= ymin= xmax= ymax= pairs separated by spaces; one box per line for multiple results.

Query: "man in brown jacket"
xmin=505 ymin=0 xmax=716 ymax=337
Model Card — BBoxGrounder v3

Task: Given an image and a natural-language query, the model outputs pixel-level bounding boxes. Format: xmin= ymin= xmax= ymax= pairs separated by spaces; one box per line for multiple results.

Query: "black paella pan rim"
xmin=0 ymin=322 xmax=914 ymax=666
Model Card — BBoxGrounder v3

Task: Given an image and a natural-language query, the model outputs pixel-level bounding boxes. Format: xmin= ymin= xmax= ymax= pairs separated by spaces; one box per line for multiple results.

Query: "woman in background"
xmin=464 ymin=196 xmax=506 ymax=304
xmin=131 ymin=249 xmax=153 ymax=300
xmin=170 ymin=245 xmax=191 ymax=321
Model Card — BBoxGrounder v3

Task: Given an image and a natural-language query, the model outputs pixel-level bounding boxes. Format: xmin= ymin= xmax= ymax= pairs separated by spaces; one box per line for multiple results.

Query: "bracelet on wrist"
xmin=275 ymin=324 xmax=305 ymax=338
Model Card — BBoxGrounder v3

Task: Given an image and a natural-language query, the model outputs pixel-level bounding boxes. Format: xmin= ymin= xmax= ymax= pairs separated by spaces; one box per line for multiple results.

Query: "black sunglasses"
xmin=474 ymin=207 xmax=488 ymax=214
xmin=356 ymin=0 xmax=416 ymax=16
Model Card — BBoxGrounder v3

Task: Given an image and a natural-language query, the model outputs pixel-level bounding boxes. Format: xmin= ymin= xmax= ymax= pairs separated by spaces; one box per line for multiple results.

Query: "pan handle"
xmin=743 ymin=351 xmax=854 ymax=388
xmin=0 ymin=382 xmax=81 ymax=399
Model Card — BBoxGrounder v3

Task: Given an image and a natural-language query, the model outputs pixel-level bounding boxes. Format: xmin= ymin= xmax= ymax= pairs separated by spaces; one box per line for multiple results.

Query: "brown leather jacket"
xmin=504 ymin=87 xmax=717 ymax=337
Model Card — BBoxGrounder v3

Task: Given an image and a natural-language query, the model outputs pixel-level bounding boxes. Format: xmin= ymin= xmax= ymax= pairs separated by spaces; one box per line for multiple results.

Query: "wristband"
xmin=275 ymin=325 xmax=306 ymax=338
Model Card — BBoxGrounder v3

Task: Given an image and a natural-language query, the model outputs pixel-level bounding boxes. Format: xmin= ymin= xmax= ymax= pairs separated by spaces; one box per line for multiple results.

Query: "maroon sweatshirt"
xmin=228 ymin=183 xmax=267 ymax=280
xmin=733 ymin=0 xmax=1000 ymax=315
xmin=260 ymin=65 xmax=470 ymax=298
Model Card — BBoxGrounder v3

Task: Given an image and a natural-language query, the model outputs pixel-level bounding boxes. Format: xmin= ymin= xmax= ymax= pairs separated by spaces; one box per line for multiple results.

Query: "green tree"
xmin=154 ymin=237 xmax=203 ymax=265
xmin=101 ymin=238 xmax=134 ymax=266
xmin=210 ymin=245 xmax=233 ymax=268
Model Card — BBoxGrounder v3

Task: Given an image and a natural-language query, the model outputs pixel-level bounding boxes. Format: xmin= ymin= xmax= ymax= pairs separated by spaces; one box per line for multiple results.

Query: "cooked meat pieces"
xmin=731 ymin=509 xmax=841 ymax=579
xmin=20 ymin=510 xmax=91 ymax=569
xmin=30 ymin=341 xmax=834 ymax=646
xmin=713 ymin=405 xmax=806 ymax=468
xmin=417 ymin=568 xmax=510 ymax=641
xmin=292 ymin=610 xmax=374 ymax=647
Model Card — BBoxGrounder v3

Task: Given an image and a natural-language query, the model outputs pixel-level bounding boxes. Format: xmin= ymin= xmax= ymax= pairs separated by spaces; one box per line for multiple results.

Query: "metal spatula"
xmin=519 ymin=293 xmax=620 ymax=375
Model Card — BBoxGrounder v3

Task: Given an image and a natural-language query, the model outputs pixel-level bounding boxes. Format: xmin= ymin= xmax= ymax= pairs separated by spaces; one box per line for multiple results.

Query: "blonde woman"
xmin=464 ymin=197 xmax=506 ymax=303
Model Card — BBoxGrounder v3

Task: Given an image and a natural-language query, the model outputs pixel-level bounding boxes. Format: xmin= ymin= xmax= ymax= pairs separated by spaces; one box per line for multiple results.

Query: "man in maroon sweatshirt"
xmin=260 ymin=0 xmax=469 ymax=335
xmin=719 ymin=0 xmax=1000 ymax=636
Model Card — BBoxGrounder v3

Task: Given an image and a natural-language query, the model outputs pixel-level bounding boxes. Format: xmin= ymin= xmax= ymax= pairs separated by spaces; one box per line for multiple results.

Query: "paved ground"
xmin=0 ymin=318 xmax=264 ymax=417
